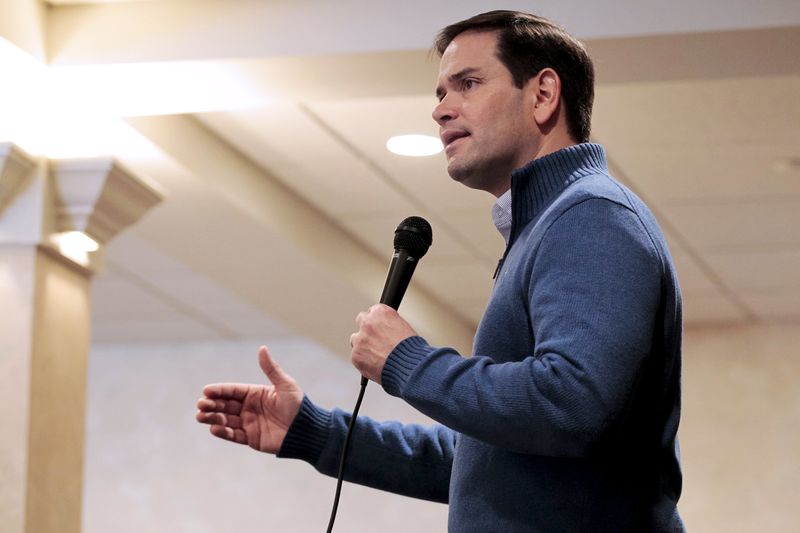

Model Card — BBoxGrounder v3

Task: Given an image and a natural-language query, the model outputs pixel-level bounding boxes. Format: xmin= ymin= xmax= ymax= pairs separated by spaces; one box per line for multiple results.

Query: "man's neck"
xmin=534 ymin=134 xmax=578 ymax=159
xmin=492 ymin=136 xmax=578 ymax=198
xmin=531 ymin=134 xmax=578 ymax=167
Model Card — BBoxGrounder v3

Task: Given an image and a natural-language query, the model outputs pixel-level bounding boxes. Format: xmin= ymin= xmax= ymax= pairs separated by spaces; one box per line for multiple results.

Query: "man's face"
xmin=433 ymin=31 xmax=540 ymax=196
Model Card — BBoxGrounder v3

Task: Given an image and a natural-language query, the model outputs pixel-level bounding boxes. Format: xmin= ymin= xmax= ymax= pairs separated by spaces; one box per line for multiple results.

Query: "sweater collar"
xmin=508 ymin=142 xmax=607 ymax=245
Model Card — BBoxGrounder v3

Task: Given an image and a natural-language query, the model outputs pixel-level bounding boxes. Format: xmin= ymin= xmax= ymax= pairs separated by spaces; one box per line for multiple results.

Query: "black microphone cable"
xmin=325 ymin=376 xmax=367 ymax=533
xmin=325 ymin=216 xmax=432 ymax=533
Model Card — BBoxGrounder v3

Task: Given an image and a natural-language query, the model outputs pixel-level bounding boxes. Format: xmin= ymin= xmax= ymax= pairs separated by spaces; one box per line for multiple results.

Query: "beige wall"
xmin=680 ymin=323 xmax=800 ymax=532
xmin=82 ymin=323 xmax=800 ymax=531
xmin=82 ymin=337 xmax=448 ymax=533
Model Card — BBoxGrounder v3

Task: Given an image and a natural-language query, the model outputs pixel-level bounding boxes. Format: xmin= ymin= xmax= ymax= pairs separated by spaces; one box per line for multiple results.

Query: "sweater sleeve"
xmin=381 ymin=198 xmax=662 ymax=458
xmin=277 ymin=395 xmax=454 ymax=503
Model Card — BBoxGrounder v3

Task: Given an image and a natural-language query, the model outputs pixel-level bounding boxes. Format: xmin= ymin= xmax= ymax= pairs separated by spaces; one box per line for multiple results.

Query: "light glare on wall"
xmin=386 ymin=134 xmax=443 ymax=157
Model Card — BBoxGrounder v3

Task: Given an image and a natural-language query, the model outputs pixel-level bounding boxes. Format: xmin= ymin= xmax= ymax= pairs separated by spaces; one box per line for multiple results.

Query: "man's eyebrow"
xmin=450 ymin=67 xmax=480 ymax=82
xmin=435 ymin=67 xmax=481 ymax=99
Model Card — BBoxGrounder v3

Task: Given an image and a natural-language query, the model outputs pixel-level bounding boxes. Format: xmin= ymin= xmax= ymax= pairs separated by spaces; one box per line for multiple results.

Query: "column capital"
xmin=1 ymin=145 xmax=164 ymax=272
xmin=49 ymin=158 xmax=164 ymax=245
xmin=0 ymin=142 xmax=36 ymax=215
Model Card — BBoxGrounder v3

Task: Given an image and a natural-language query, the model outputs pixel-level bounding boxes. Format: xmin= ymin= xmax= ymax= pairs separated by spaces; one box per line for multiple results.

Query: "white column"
xmin=0 ymin=143 xmax=163 ymax=533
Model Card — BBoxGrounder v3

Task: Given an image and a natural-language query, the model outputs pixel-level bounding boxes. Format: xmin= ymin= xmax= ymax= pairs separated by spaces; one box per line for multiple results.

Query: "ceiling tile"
xmin=91 ymin=272 xmax=232 ymax=343
xmin=96 ymin=232 xmax=291 ymax=343
xmin=439 ymin=207 xmax=506 ymax=265
xmin=418 ymin=261 xmax=496 ymax=309
xmin=198 ymin=106 xmax=418 ymax=217
xmin=306 ymin=96 xmax=495 ymax=212
xmin=671 ymin=251 xmax=719 ymax=294
xmin=602 ymin=143 xmax=800 ymax=203
xmin=659 ymin=199 xmax=800 ymax=251
xmin=91 ymin=318 xmax=226 ymax=345
xmin=681 ymin=291 xmax=750 ymax=325
xmin=339 ymin=212 xmax=483 ymax=264
xmin=92 ymin=274 xmax=172 ymax=321
xmin=594 ymin=76 xmax=800 ymax=149
xmin=705 ymin=248 xmax=800 ymax=292
xmin=741 ymin=291 xmax=800 ymax=322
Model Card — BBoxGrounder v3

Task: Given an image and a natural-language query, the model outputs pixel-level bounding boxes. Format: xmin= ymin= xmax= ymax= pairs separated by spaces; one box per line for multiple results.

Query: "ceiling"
xmin=3 ymin=0 xmax=800 ymax=356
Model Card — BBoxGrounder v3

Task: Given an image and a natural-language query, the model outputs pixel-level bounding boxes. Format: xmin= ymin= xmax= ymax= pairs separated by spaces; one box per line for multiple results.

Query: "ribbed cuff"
xmin=276 ymin=395 xmax=331 ymax=463
xmin=381 ymin=335 xmax=432 ymax=397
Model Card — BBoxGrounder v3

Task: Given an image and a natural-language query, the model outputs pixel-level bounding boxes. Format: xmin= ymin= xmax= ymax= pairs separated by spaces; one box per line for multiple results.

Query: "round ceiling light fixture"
xmin=386 ymin=134 xmax=443 ymax=157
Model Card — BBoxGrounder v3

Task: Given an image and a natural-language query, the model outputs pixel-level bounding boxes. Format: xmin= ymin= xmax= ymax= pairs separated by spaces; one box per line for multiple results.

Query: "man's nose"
xmin=432 ymin=96 xmax=458 ymax=125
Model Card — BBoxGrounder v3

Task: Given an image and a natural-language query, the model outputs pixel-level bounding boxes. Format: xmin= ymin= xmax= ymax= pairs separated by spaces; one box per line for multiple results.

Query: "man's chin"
xmin=447 ymin=161 xmax=505 ymax=194
xmin=446 ymin=161 xmax=472 ymax=185
xmin=449 ymin=175 xmax=485 ymax=192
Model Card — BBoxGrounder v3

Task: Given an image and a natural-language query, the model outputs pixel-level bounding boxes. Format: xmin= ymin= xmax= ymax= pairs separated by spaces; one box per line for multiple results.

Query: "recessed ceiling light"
xmin=386 ymin=134 xmax=443 ymax=157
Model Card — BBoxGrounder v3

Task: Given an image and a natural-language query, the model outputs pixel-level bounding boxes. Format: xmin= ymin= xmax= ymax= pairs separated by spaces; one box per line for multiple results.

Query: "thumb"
xmin=258 ymin=345 xmax=293 ymax=388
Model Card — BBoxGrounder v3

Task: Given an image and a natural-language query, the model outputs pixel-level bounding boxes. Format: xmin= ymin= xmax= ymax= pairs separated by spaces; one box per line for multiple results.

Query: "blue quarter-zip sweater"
xmin=279 ymin=143 xmax=684 ymax=532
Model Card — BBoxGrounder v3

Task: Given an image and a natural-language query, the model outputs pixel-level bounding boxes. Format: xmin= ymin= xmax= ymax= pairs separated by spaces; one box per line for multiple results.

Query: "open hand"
xmin=196 ymin=346 xmax=303 ymax=454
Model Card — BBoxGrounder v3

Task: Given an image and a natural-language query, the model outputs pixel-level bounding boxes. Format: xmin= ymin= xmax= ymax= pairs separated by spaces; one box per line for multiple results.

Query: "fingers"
xmin=196 ymin=397 xmax=245 ymax=439
xmin=202 ymin=383 xmax=250 ymax=401
xmin=354 ymin=304 xmax=385 ymax=326
xmin=195 ymin=410 xmax=244 ymax=430
xmin=209 ymin=424 xmax=248 ymax=445
xmin=197 ymin=397 xmax=247 ymax=446
xmin=196 ymin=397 xmax=243 ymax=415
xmin=351 ymin=308 xmax=375 ymax=345
xmin=258 ymin=345 xmax=293 ymax=387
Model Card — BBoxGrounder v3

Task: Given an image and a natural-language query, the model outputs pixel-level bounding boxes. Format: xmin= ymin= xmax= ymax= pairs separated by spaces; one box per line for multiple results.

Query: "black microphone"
xmin=379 ymin=216 xmax=433 ymax=310
xmin=327 ymin=216 xmax=433 ymax=533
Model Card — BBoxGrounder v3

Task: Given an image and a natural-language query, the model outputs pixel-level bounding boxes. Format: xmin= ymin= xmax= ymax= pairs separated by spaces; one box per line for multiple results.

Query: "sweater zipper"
xmin=493 ymin=229 xmax=514 ymax=281
xmin=492 ymin=257 xmax=504 ymax=280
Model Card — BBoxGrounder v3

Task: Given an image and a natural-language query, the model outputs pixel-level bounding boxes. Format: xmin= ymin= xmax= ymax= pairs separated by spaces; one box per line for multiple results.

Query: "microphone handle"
xmin=379 ymin=249 xmax=419 ymax=310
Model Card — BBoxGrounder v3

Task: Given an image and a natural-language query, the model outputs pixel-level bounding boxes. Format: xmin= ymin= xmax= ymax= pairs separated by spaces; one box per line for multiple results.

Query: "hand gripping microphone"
xmin=326 ymin=216 xmax=432 ymax=533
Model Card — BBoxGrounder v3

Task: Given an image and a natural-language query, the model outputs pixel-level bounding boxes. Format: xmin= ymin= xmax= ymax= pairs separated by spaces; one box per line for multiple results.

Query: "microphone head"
xmin=394 ymin=216 xmax=433 ymax=258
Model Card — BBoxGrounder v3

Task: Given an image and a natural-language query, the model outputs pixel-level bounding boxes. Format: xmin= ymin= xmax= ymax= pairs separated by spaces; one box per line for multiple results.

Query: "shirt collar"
xmin=491 ymin=189 xmax=513 ymax=244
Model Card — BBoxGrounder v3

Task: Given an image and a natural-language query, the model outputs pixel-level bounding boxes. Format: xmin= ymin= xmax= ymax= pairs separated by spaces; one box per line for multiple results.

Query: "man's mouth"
xmin=441 ymin=130 xmax=470 ymax=148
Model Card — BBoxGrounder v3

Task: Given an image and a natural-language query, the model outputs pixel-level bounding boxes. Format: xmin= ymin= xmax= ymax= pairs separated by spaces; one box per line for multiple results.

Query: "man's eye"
xmin=462 ymin=79 xmax=476 ymax=90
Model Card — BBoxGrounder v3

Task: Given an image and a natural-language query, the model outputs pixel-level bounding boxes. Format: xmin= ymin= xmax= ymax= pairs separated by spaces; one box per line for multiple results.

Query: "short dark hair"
xmin=434 ymin=10 xmax=594 ymax=143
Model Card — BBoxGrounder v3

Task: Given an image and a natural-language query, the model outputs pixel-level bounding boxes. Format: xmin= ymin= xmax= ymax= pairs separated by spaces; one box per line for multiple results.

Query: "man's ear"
xmin=531 ymin=68 xmax=561 ymax=126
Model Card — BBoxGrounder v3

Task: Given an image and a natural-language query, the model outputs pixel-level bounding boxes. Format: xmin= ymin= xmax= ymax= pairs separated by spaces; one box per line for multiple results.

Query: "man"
xmin=197 ymin=10 xmax=684 ymax=532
